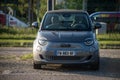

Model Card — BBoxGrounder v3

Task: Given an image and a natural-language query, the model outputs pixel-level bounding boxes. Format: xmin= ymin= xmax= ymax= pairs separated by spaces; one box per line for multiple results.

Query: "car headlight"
xmin=38 ymin=39 xmax=47 ymax=46
xmin=84 ymin=38 xmax=94 ymax=46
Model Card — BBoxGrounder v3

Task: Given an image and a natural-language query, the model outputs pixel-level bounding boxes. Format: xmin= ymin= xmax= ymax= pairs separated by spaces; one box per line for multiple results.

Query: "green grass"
xmin=0 ymin=39 xmax=33 ymax=47
xmin=0 ymin=34 xmax=36 ymax=40
xmin=0 ymin=26 xmax=37 ymax=34
xmin=0 ymin=53 xmax=33 ymax=60
xmin=20 ymin=53 xmax=33 ymax=60
xmin=99 ymin=41 xmax=120 ymax=44
xmin=0 ymin=55 xmax=16 ymax=60
xmin=0 ymin=27 xmax=36 ymax=47
xmin=97 ymin=33 xmax=120 ymax=41
xmin=0 ymin=39 xmax=33 ymax=42
xmin=97 ymin=33 xmax=120 ymax=49
xmin=99 ymin=41 xmax=120 ymax=49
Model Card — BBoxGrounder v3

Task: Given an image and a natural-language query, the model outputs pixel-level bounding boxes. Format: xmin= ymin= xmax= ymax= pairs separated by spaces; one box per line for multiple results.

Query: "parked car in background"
xmin=0 ymin=10 xmax=28 ymax=27
xmin=33 ymin=10 xmax=101 ymax=70
xmin=32 ymin=21 xmax=38 ymax=28
xmin=90 ymin=12 xmax=120 ymax=33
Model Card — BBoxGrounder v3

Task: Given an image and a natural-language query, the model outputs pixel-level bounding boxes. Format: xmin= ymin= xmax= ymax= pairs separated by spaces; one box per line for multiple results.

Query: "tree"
xmin=36 ymin=0 xmax=47 ymax=22
xmin=87 ymin=0 xmax=117 ymax=14
xmin=55 ymin=0 xmax=82 ymax=10
xmin=32 ymin=0 xmax=47 ymax=25
xmin=66 ymin=0 xmax=82 ymax=10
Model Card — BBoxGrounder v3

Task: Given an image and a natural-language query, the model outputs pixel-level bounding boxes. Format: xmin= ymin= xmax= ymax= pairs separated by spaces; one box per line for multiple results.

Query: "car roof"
xmin=47 ymin=9 xmax=88 ymax=14
xmin=90 ymin=11 xmax=120 ymax=17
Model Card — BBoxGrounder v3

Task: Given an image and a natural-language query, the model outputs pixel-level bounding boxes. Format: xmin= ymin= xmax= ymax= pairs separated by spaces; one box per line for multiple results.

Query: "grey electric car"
xmin=33 ymin=10 xmax=101 ymax=70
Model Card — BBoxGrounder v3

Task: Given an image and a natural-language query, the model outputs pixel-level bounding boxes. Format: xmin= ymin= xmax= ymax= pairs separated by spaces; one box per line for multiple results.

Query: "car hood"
xmin=37 ymin=31 xmax=94 ymax=42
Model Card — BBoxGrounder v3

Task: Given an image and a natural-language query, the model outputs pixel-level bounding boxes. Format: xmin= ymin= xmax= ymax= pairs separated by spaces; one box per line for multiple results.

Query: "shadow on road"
xmin=0 ymin=56 xmax=120 ymax=78
xmin=39 ymin=57 xmax=120 ymax=78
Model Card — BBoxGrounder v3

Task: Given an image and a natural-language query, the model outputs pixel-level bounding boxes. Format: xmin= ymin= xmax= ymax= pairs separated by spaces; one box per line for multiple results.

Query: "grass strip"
xmin=0 ymin=55 xmax=16 ymax=60
xmin=0 ymin=40 xmax=33 ymax=47
xmin=20 ymin=53 xmax=33 ymax=60
xmin=97 ymin=33 xmax=120 ymax=41
xmin=99 ymin=41 xmax=120 ymax=49
xmin=0 ymin=39 xmax=33 ymax=42
xmin=99 ymin=41 xmax=120 ymax=44
xmin=0 ymin=34 xmax=36 ymax=40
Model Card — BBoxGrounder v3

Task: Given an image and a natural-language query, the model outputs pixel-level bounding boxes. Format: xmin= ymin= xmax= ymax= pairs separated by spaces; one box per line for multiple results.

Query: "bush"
xmin=0 ymin=26 xmax=38 ymax=35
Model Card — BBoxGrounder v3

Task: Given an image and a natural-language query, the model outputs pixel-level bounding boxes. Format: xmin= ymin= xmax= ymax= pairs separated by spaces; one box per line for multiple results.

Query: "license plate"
xmin=57 ymin=51 xmax=75 ymax=56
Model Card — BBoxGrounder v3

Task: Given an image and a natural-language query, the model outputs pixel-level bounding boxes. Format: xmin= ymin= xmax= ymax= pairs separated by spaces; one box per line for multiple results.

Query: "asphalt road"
xmin=0 ymin=47 xmax=120 ymax=80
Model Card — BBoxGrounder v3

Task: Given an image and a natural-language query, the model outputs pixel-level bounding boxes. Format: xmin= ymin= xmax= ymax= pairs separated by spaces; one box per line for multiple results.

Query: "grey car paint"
xmin=33 ymin=10 xmax=100 ymax=70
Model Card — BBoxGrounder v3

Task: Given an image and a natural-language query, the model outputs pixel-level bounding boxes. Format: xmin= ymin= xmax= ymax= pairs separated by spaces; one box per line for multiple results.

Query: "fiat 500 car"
xmin=33 ymin=10 xmax=101 ymax=70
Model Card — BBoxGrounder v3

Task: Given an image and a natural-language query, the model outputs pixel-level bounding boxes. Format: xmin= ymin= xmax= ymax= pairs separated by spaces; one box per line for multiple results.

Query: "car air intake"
xmin=60 ymin=44 xmax=71 ymax=48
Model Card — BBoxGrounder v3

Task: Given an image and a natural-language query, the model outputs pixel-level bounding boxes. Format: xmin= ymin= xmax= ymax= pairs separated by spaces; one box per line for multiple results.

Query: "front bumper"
xmin=34 ymin=49 xmax=99 ymax=65
xmin=33 ymin=41 xmax=99 ymax=65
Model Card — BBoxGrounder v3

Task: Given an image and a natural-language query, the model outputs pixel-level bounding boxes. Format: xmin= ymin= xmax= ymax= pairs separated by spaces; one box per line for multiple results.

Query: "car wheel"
xmin=90 ymin=58 xmax=100 ymax=70
xmin=33 ymin=63 xmax=42 ymax=69
xmin=90 ymin=62 xmax=99 ymax=70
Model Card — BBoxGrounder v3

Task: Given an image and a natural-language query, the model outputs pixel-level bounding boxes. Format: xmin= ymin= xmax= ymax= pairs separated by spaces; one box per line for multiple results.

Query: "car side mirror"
xmin=32 ymin=22 xmax=38 ymax=28
xmin=90 ymin=17 xmax=95 ymax=22
xmin=94 ymin=22 xmax=102 ymax=29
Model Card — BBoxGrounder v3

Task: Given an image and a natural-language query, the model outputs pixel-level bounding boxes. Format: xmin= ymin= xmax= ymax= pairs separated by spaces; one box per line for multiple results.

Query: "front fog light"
xmin=90 ymin=47 xmax=95 ymax=53
xmin=84 ymin=38 xmax=94 ymax=46
xmin=36 ymin=46 xmax=42 ymax=52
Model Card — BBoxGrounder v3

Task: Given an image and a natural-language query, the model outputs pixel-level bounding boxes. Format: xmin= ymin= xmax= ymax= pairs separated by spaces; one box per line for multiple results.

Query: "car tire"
xmin=90 ymin=59 xmax=100 ymax=70
xmin=33 ymin=63 xmax=42 ymax=69
xmin=90 ymin=63 xmax=99 ymax=70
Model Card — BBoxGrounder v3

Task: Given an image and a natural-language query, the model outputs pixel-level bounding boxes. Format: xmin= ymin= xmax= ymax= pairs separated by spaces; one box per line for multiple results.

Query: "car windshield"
xmin=41 ymin=12 xmax=91 ymax=31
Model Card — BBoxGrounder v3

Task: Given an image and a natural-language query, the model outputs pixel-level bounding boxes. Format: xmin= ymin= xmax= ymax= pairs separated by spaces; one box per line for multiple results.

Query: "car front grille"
xmin=44 ymin=56 xmax=88 ymax=61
